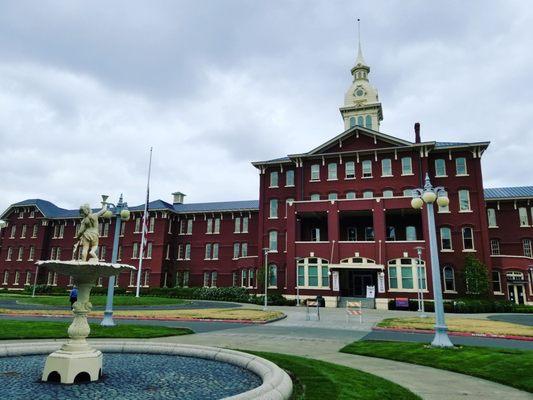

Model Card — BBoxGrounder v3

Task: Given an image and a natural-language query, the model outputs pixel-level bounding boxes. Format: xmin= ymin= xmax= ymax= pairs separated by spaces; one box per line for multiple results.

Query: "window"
xmin=362 ymin=190 xmax=373 ymax=198
xmin=462 ymin=227 xmax=474 ymax=250
xmin=177 ymin=244 xmax=183 ymax=260
xmin=214 ymin=218 xmax=221 ymax=234
xmin=25 ymin=271 xmax=32 ymax=286
xmin=186 ymin=219 xmax=193 ymax=234
xmin=32 ymin=225 xmax=38 ymax=238
xmin=403 ymin=189 xmax=413 ymax=197
xmin=346 ymin=191 xmax=356 ymax=199
xmin=20 ymin=225 xmax=26 ymax=238
xmin=211 ymin=271 xmax=218 ymax=287
xmin=381 ymin=158 xmax=392 ymax=176
xmin=143 ymin=270 xmax=150 ymax=287
xmin=185 ymin=243 xmax=191 ymax=260
xmin=268 ymin=264 xmax=277 ymax=287
xmin=103 ymin=222 xmax=110 ymax=237
xmin=269 ymin=231 xmax=278 ymax=251
xmin=52 ymin=272 xmax=58 ymax=286
xmin=241 ymin=269 xmax=247 ymax=287
xmin=387 ymin=258 xmax=426 ymax=291
xmin=205 ymin=243 xmax=212 ymax=260
xmin=183 ymin=271 xmax=189 ymax=287
xmin=232 ymin=271 xmax=237 ymax=287
xmin=523 ymin=239 xmax=532 ymax=257
xmin=401 ymin=157 xmax=413 ymax=175
xmin=519 ymin=207 xmax=529 ymax=226
xmin=438 ymin=190 xmax=449 ymax=213
xmin=458 ymin=190 xmax=471 ymax=211
xmin=270 ymin=171 xmax=279 ymax=187
xmin=6 ymin=247 xmax=12 ymax=261
xmin=308 ymin=264 xmax=318 ymax=286
xmin=56 ymin=247 xmax=61 ymax=260
xmin=129 ymin=271 xmax=135 ymax=287
xmin=201 ymin=272 xmax=209 ymax=287
xmin=487 ymin=208 xmax=497 ymax=227
xmin=443 ymin=266 xmax=455 ymax=292
xmin=455 ymin=157 xmax=467 ymax=175
xmin=248 ymin=268 xmax=255 ymax=287
xmin=349 ymin=116 xmax=356 ymax=128
xmin=206 ymin=218 xmax=213 ymax=234
xmin=29 ymin=211 xmax=35 ymax=218
xmin=242 ymin=217 xmax=249 ymax=233
xmin=364 ymin=227 xmax=375 ymax=241
xmin=327 ymin=163 xmax=337 ymax=180
xmin=440 ymin=227 xmax=452 ymax=250
xmin=120 ymin=222 xmax=125 ymax=236
xmin=435 ymin=159 xmax=446 ymax=176
xmin=286 ymin=170 xmax=295 ymax=186
xmin=100 ymin=246 xmax=106 ymax=261
xmin=345 ymin=161 xmax=355 ymax=179
xmin=357 ymin=116 xmax=364 ymax=126
xmin=310 ymin=193 xmax=320 ymax=201
xmin=14 ymin=271 xmax=20 ymax=285
xmin=311 ymin=227 xmax=321 ymax=242
xmin=365 ymin=115 xmax=372 ymax=129
xmin=179 ymin=220 xmax=185 ymax=234
xmin=362 ymin=160 xmax=372 ymax=178
xmin=50 ymin=247 xmax=56 ymax=260
xmin=490 ymin=239 xmax=500 ymax=255
xmin=405 ymin=226 xmax=417 ymax=241
xmin=146 ymin=242 xmax=152 ymax=259
xmin=17 ymin=246 xmax=23 ymax=261
xmin=212 ymin=243 xmax=219 ymax=259
xmin=311 ymin=164 xmax=320 ymax=181
xmin=386 ymin=226 xmax=396 ymax=241
xmin=135 ymin=218 xmax=141 ymax=233
xmin=383 ymin=190 xmax=393 ymax=198
xmin=328 ymin=193 xmax=338 ymax=201
xmin=3 ymin=271 xmax=9 ymax=285
xmin=492 ymin=271 xmax=502 ymax=293
xmin=28 ymin=246 xmax=35 ymax=261
xmin=269 ymin=199 xmax=278 ymax=218
xmin=234 ymin=217 xmax=241 ymax=233
xmin=233 ymin=243 xmax=240 ymax=259
xmin=117 ymin=245 xmax=122 ymax=261
xmin=168 ymin=219 xmax=172 ymax=234
xmin=10 ymin=225 xmax=16 ymax=239
xmin=241 ymin=243 xmax=248 ymax=257
xmin=132 ymin=242 xmax=139 ymax=258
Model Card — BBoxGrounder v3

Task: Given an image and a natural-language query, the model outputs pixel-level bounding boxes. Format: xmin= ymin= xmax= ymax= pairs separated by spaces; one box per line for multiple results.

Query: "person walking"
xmin=69 ymin=287 xmax=78 ymax=309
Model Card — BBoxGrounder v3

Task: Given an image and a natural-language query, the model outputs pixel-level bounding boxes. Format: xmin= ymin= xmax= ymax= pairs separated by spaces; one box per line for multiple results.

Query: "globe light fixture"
xmin=120 ymin=209 xmax=131 ymax=221
xmin=0 ymin=220 xmax=6 ymax=229
xmin=103 ymin=210 xmax=113 ymax=219
xmin=412 ymin=173 xmax=453 ymax=348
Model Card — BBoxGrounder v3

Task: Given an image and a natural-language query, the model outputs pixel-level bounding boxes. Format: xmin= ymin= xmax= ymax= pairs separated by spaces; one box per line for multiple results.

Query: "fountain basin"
xmin=0 ymin=341 xmax=293 ymax=399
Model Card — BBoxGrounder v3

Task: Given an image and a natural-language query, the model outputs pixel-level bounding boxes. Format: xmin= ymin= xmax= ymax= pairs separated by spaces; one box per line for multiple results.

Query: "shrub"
xmin=24 ymin=285 xmax=67 ymax=295
xmin=250 ymin=292 xmax=297 ymax=306
xmin=387 ymin=297 xmax=532 ymax=313
xmin=462 ymin=255 xmax=490 ymax=298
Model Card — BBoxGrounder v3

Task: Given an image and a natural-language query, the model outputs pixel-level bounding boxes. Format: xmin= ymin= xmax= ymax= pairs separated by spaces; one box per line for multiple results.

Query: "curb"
xmin=372 ymin=326 xmax=533 ymax=342
xmin=0 ymin=312 xmax=286 ymax=325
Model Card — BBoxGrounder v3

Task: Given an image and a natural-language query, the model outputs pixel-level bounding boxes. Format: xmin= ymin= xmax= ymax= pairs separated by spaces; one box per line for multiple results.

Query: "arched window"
xmin=357 ymin=116 xmax=364 ymax=126
xmin=349 ymin=117 xmax=356 ymax=128
xmin=268 ymin=264 xmax=277 ymax=287
xmin=365 ymin=115 xmax=372 ymax=129
xmin=269 ymin=231 xmax=278 ymax=251
xmin=443 ymin=266 xmax=455 ymax=292
xmin=296 ymin=258 xmax=329 ymax=288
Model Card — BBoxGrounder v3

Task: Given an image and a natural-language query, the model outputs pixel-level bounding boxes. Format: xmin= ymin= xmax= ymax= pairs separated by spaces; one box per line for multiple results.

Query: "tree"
xmin=462 ymin=255 xmax=490 ymax=297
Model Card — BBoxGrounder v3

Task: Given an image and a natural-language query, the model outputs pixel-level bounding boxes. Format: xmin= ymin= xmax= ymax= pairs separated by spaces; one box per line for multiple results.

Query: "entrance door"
xmin=353 ymin=274 xmax=373 ymax=297
xmin=508 ymin=284 xmax=526 ymax=305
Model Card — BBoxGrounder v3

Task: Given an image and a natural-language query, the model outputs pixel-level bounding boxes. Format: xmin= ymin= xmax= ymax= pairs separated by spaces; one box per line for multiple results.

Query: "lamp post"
xmin=414 ymin=246 xmax=427 ymax=318
xmin=263 ymin=248 xmax=270 ymax=311
xmin=411 ymin=173 xmax=453 ymax=348
xmin=101 ymin=194 xmax=130 ymax=327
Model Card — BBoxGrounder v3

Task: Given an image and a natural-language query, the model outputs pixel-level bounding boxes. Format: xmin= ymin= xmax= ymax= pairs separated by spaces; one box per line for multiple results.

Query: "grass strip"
xmin=6 ymin=294 xmax=188 ymax=307
xmin=378 ymin=317 xmax=533 ymax=337
xmin=248 ymin=351 xmax=420 ymax=400
xmin=340 ymin=340 xmax=533 ymax=393
xmin=0 ymin=319 xmax=192 ymax=339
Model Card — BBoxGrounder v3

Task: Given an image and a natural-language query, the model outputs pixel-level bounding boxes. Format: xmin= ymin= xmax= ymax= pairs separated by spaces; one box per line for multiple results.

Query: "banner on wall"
xmin=332 ymin=271 xmax=339 ymax=291
xmin=378 ymin=273 xmax=386 ymax=293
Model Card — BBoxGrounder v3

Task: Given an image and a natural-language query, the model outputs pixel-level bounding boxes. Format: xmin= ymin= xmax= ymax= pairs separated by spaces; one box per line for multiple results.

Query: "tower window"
xmin=357 ymin=116 xmax=364 ymax=126
xmin=365 ymin=115 xmax=372 ymax=129
xmin=349 ymin=117 xmax=356 ymax=128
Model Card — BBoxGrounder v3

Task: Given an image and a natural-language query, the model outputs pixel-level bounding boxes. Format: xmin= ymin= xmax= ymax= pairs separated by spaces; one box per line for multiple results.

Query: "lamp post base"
xmin=431 ymin=325 xmax=454 ymax=348
xmin=100 ymin=311 xmax=115 ymax=327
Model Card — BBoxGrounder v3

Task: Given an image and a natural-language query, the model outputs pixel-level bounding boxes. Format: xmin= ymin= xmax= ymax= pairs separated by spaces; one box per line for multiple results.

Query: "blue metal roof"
xmin=2 ymin=198 xmax=259 ymax=219
xmin=484 ymin=186 xmax=533 ymax=200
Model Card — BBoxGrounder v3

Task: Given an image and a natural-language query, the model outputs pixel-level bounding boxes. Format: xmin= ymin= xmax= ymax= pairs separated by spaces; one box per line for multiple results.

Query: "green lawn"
xmin=1 ymin=294 xmax=188 ymax=307
xmin=341 ymin=341 xmax=533 ymax=393
xmin=248 ymin=351 xmax=420 ymax=400
xmin=0 ymin=319 xmax=193 ymax=339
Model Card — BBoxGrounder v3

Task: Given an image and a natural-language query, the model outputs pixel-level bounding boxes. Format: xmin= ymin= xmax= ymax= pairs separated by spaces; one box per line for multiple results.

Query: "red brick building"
xmin=1 ymin=43 xmax=532 ymax=307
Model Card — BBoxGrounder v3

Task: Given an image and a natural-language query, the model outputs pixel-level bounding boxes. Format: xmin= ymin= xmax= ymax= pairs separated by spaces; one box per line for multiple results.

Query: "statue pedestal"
xmin=36 ymin=260 xmax=135 ymax=384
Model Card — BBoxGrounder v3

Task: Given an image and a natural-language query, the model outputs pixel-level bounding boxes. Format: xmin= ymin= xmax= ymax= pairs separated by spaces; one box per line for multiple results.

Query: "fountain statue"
xmin=37 ymin=197 xmax=135 ymax=384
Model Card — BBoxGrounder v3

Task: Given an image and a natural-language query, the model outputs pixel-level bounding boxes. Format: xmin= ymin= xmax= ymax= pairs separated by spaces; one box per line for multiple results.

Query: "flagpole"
xmin=135 ymin=147 xmax=153 ymax=298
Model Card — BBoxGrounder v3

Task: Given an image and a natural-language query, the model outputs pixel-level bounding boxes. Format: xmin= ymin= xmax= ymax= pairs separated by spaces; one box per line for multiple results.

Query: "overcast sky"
xmin=1 ymin=0 xmax=532 ymax=213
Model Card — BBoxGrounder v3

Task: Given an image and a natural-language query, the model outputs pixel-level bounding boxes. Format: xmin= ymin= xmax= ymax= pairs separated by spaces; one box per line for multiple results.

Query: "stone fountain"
xmin=37 ymin=199 xmax=135 ymax=384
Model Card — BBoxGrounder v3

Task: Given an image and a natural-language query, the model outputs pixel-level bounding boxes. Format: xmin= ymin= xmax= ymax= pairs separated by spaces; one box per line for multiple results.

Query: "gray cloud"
xmin=0 ymin=0 xmax=532 ymax=212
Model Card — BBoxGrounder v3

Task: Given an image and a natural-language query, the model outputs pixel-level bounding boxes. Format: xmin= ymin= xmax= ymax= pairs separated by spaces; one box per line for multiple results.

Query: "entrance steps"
xmin=338 ymin=297 xmax=375 ymax=309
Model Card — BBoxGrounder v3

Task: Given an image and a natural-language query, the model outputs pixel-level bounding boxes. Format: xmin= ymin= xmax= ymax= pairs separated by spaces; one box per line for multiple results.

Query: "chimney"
xmin=414 ymin=122 xmax=421 ymax=143
xmin=172 ymin=192 xmax=186 ymax=204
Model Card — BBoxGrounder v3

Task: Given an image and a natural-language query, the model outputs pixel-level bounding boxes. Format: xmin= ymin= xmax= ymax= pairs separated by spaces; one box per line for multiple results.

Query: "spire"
xmin=355 ymin=18 xmax=366 ymax=66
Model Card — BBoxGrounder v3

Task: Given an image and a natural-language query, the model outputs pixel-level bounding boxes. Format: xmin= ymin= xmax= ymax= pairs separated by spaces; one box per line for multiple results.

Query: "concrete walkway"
xmin=150 ymin=330 xmax=532 ymax=400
